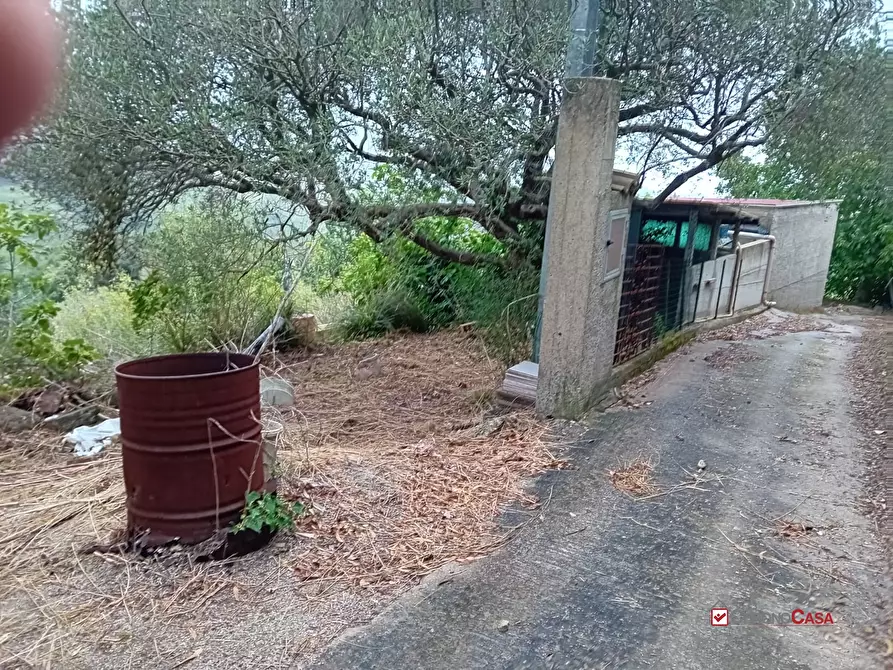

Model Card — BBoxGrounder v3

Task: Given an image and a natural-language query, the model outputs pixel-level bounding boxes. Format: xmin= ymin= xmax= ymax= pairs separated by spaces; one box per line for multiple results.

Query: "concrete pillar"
xmin=536 ymin=77 xmax=621 ymax=418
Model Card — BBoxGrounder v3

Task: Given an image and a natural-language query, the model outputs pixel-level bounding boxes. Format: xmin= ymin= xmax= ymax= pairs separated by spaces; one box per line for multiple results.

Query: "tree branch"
xmin=404 ymin=230 xmax=500 ymax=266
xmin=644 ymin=134 xmax=768 ymax=208
xmin=619 ymin=103 xmax=663 ymax=122
xmin=113 ymin=1 xmax=154 ymax=49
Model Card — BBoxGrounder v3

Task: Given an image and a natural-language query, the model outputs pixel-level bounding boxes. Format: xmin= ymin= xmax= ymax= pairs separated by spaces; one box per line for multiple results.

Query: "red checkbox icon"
xmin=711 ymin=608 xmax=729 ymax=627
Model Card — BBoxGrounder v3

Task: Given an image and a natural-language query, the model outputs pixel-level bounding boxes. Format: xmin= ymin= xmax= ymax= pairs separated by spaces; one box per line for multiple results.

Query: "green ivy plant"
xmin=234 ymin=491 xmax=305 ymax=533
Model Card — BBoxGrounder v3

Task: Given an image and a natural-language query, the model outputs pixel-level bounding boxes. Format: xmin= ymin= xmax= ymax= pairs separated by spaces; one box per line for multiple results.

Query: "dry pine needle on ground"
xmin=608 ymin=456 xmax=660 ymax=498
xmin=0 ymin=329 xmax=560 ymax=668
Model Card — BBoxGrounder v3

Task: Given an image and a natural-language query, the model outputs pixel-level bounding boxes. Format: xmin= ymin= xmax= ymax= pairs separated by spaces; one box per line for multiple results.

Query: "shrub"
xmin=130 ymin=200 xmax=286 ymax=352
xmin=334 ymin=234 xmax=396 ymax=304
xmin=288 ymin=282 xmax=351 ymax=325
xmin=305 ymin=224 xmax=363 ymax=295
xmin=318 ymin=214 xmax=538 ymax=360
xmin=0 ymin=206 xmax=98 ymax=397
xmin=1 ymin=300 xmax=99 ymax=397
xmin=451 ymin=264 xmax=540 ymax=364
xmin=53 ymin=275 xmax=156 ymax=383
xmin=300 ymin=166 xmax=539 ymax=350
xmin=336 ymin=289 xmax=430 ymax=341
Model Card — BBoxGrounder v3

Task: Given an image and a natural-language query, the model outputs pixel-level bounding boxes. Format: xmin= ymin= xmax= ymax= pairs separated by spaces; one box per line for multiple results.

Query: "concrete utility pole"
xmin=566 ymin=0 xmax=601 ymax=77
xmin=533 ymin=0 xmax=601 ymax=362
xmin=536 ymin=0 xmax=626 ymax=417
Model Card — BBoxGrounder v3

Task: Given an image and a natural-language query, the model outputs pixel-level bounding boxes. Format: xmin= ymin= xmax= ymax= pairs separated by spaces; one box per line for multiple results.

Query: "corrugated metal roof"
xmin=667 ymin=197 xmax=802 ymax=206
xmin=666 ymin=197 xmax=840 ymax=208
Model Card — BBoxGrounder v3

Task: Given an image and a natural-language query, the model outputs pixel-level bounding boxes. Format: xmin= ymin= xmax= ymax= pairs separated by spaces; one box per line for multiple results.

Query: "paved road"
xmin=311 ymin=314 xmax=890 ymax=670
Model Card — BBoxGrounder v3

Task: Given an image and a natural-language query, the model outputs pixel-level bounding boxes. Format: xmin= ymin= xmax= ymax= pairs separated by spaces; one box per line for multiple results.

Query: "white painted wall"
xmin=687 ymin=254 xmax=737 ymax=322
xmin=735 ymin=203 xmax=840 ymax=310
xmin=686 ymin=239 xmax=770 ymax=322
xmin=732 ymin=241 xmax=770 ymax=312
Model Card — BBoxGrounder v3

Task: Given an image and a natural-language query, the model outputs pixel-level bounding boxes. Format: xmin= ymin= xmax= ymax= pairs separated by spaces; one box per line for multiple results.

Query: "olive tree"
xmin=4 ymin=0 xmax=880 ymax=265
xmin=720 ymin=39 xmax=892 ymax=304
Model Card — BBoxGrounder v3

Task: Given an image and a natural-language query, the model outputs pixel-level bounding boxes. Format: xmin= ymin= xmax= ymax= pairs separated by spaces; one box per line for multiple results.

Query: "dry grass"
xmin=773 ymin=520 xmax=817 ymax=541
xmin=0 ymin=329 xmax=560 ymax=668
xmin=0 ymin=434 xmax=129 ymax=668
xmin=608 ymin=456 xmax=659 ymax=498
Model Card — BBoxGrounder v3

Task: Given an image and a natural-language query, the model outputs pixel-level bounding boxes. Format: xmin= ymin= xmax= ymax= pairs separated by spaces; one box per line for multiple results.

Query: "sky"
xmin=638 ymin=1 xmax=893 ymax=199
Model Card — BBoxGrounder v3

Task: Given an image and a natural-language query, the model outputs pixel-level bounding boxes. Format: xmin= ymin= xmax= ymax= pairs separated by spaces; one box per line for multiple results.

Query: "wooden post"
xmin=727 ymin=221 xmax=743 ymax=314
xmin=709 ymin=221 xmax=721 ymax=261
xmin=677 ymin=210 xmax=698 ymax=327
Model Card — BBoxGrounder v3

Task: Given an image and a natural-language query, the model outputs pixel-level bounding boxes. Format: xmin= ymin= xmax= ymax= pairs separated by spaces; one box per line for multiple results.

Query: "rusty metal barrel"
xmin=116 ymin=353 xmax=262 ymax=545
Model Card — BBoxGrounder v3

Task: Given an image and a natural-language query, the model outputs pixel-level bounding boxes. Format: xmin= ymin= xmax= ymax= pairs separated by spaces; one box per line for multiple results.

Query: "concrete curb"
xmin=586 ymin=305 xmax=770 ymax=417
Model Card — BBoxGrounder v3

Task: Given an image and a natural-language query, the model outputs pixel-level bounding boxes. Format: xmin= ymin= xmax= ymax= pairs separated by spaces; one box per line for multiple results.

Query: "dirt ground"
xmin=0 ymin=330 xmax=560 ymax=670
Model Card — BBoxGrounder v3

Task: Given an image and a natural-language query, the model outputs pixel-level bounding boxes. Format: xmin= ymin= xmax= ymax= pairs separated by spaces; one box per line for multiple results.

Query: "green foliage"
xmin=719 ymin=41 xmax=891 ymax=306
xmin=0 ymin=206 xmax=55 ymax=256
xmin=450 ymin=263 xmax=539 ymax=363
xmin=129 ymin=201 xmax=286 ymax=352
xmin=10 ymin=0 xmax=877 ymax=274
xmin=2 ymin=300 xmax=98 ymax=395
xmin=53 ymin=275 xmax=155 ymax=382
xmin=129 ymin=271 xmax=172 ymax=334
xmin=334 ymin=234 xmax=396 ymax=304
xmin=0 ymin=207 xmax=98 ymax=397
xmin=304 ymin=225 xmax=362 ymax=295
xmin=330 ymin=230 xmax=539 ymax=360
xmin=720 ymin=149 xmax=892 ymax=306
xmin=234 ymin=491 xmax=305 ymax=533
xmin=0 ymin=205 xmax=57 ymax=309
xmin=337 ymin=289 xmax=430 ymax=340
xmin=287 ymin=282 xmax=351 ymax=325
xmin=305 ymin=166 xmax=539 ymax=359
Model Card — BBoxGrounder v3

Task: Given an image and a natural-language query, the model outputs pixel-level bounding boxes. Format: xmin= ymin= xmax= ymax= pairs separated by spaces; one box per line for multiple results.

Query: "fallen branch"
xmin=248 ymin=236 xmax=320 ymax=360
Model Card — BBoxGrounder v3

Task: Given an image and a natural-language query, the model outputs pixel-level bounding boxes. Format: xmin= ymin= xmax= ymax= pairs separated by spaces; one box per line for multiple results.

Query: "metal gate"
xmin=613 ymin=244 xmax=666 ymax=365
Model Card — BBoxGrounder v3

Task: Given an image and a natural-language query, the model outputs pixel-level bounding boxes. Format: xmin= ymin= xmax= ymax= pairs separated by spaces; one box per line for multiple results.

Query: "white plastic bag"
xmin=65 ymin=418 xmax=121 ymax=457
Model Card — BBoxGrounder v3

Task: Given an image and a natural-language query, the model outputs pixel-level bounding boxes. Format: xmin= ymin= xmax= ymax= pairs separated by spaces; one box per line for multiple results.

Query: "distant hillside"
xmin=0 ymin=178 xmax=35 ymax=208
xmin=0 ymin=178 xmax=59 ymax=215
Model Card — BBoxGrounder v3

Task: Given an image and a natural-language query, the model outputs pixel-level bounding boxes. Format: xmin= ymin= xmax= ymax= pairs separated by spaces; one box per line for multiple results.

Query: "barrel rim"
xmin=115 ymin=352 xmax=258 ymax=381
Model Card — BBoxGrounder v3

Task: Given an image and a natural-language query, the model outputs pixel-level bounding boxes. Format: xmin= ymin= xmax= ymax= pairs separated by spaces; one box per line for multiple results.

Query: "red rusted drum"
xmin=116 ymin=353 xmax=262 ymax=545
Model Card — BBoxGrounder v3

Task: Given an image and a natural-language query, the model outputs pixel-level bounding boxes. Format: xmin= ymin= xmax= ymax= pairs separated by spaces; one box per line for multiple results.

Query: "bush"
xmin=299 ymin=166 xmax=540 ymax=353
xmin=336 ymin=289 xmax=430 ymax=340
xmin=0 ymin=300 xmax=98 ymax=397
xmin=317 ymin=214 xmax=539 ymax=361
xmin=130 ymin=200 xmax=286 ymax=352
xmin=450 ymin=264 xmax=540 ymax=363
xmin=53 ymin=275 xmax=156 ymax=383
xmin=0 ymin=206 xmax=98 ymax=397
xmin=287 ymin=281 xmax=351 ymax=325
